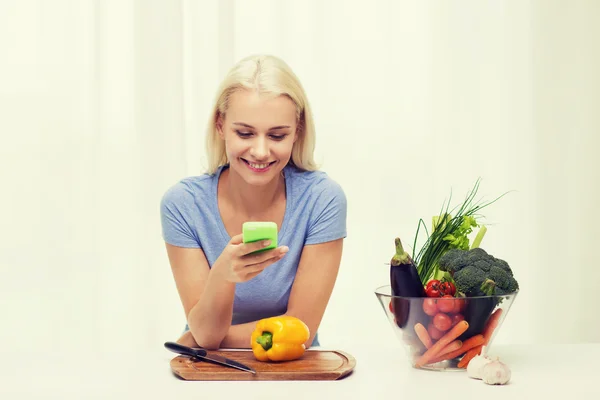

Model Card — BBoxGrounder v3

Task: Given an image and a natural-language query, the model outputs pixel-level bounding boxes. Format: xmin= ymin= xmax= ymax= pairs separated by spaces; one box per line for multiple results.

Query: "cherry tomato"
xmin=453 ymin=298 xmax=466 ymax=314
xmin=437 ymin=295 xmax=456 ymax=313
xmin=425 ymin=279 xmax=441 ymax=297
xmin=451 ymin=313 xmax=465 ymax=327
xmin=428 ymin=322 xmax=444 ymax=340
xmin=440 ymin=281 xmax=456 ymax=296
xmin=433 ymin=313 xmax=452 ymax=331
xmin=422 ymin=298 xmax=438 ymax=316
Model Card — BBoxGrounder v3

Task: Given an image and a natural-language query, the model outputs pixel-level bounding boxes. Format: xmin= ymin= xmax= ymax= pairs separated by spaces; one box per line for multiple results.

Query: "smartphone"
xmin=242 ymin=221 xmax=278 ymax=254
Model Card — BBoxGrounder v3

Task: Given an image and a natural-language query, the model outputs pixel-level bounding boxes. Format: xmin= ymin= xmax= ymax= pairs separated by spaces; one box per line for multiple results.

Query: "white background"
xmin=1 ymin=0 xmax=598 ymax=356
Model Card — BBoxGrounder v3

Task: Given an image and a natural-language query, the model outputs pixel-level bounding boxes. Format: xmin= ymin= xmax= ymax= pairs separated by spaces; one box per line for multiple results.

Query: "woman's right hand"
xmin=214 ymin=233 xmax=289 ymax=283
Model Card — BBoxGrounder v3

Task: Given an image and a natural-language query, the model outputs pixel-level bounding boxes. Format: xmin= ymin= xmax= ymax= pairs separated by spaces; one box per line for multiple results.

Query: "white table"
xmin=2 ymin=343 xmax=598 ymax=399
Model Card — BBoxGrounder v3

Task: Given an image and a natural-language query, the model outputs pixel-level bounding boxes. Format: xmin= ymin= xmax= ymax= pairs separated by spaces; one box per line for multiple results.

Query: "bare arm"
xmin=176 ymin=320 xmax=263 ymax=349
xmin=218 ymin=238 xmax=344 ymax=349
xmin=166 ymin=243 xmax=234 ymax=349
xmin=166 ymin=234 xmax=288 ymax=349
xmin=285 ymin=238 xmax=344 ymax=347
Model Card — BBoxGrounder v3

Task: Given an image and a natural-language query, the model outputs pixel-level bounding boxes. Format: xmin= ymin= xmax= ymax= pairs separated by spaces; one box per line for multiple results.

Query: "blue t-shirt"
xmin=160 ymin=164 xmax=347 ymax=347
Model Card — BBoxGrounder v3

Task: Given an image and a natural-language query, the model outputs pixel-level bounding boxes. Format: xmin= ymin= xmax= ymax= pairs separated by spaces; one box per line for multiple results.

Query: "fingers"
xmin=224 ymin=236 xmax=289 ymax=282
xmin=229 ymin=247 xmax=288 ymax=282
xmin=243 ymin=254 xmax=285 ymax=278
xmin=242 ymin=246 xmax=289 ymax=265
xmin=236 ymin=239 xmax=275 ymax=256
xmin=245 ymin=270 xmax=264 ymax=280
xmin=229 ymin=233 xmax=244 ymax=245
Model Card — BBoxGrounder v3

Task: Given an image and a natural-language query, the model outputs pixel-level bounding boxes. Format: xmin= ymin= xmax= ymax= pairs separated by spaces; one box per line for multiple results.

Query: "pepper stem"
xmin=256 ymin=331 xmax=273 ymax=351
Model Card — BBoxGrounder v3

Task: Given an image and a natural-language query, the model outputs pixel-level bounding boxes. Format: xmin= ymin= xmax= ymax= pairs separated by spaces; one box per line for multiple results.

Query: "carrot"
xmin=436 ymin=340 xmax=462 ymax=357
xmin=415 ymin=320 xmax=469 ymax=367
xmin=455 ymin=308 xmax=502 ymax=369
xmin=414 ymin=323 xmax=432 ymax=349
xmin=482 ymin=308 xmax=503 ymax=344
xmin=428 ymin=334 xmax=484 ymax=364
xmin=457 ymin=344 xmax=483 ymax=368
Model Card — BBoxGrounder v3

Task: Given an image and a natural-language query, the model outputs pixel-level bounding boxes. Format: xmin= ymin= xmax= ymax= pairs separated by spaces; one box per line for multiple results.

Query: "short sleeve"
xmin=160 ymin=183 xmax=201 ymax=248
xmin=304 ymin=178 xmax=348 ymax=245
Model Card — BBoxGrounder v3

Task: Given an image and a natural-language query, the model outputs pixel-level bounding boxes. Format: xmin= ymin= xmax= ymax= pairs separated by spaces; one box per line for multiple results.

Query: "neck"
xmin=223 ymin=167 xmax=285 ymax=217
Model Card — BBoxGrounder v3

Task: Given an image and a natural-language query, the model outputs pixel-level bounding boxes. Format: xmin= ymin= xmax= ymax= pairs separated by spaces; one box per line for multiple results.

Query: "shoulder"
xmin=285 ymin=166 xmax=347 ymax=243
xmin=160 ymin=169 xmax=219 ymax=213
xmin=159 ymin=169 xmax=222 ymax=248
xmin=286 ymin=165 xmax=346 ymax=204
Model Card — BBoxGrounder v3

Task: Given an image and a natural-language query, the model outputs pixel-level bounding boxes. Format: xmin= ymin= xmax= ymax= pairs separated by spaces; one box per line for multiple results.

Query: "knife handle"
xmin=164 ymin=341 xmax=207 ymax=358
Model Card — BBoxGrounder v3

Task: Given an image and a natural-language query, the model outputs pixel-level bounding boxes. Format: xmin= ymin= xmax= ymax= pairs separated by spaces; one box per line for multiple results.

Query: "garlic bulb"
xmin=481 ymin=360 xmax=511 ymax=385
xmin=467 ymin=353 xmax=492 ymax=379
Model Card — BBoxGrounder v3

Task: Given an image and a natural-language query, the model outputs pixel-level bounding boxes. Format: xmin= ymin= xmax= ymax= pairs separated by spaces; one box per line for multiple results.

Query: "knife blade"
xmin=164 ymin=341 xmax=256 ymax=374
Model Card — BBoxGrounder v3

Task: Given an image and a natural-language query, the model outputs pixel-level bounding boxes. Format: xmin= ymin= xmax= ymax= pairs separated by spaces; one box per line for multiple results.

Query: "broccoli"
xmin=438 ymin=248 xmax=471 ymax=273
xmin=439 ymin=248 xmax=519 ymax=296
xmin=492 ymin=258 xmax=513 ymax=276
xmin=467 ymin=247 xmax=489 ymax=260
xmin=472 ymin=259 xmax=493 ymax=272
xmin=488 ymin=265 xmax=513 ymax=289
xmin=453 ymin=266 xmax=488 ymax=295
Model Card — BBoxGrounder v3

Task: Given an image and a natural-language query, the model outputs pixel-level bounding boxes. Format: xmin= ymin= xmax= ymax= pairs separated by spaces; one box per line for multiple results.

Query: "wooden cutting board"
xmin=169 ymin=349 xmax=356 ymax=381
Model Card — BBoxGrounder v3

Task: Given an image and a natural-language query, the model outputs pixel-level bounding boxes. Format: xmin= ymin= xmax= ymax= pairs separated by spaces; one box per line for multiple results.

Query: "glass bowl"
xmin=374 ymin=285 xmax=518 ymax=371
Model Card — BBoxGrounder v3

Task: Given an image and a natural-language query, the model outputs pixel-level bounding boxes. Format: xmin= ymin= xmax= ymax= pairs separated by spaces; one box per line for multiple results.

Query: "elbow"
xmin=284 ymin=310 xmax=320 ymax=349
xmin=181 ymin=327 xmax=224 ymax=350
xmin=304 ymin=336 xmax=317 ymax=349
xmin=191 ymin=332 xmax=223 ymax=350
xmin=191 ymin=336 xmax=223 ymax=350
xmin=302 ymin=323 xmax=319 ymax=349
xmin=199 ymin=342 xmax=221 ymax=351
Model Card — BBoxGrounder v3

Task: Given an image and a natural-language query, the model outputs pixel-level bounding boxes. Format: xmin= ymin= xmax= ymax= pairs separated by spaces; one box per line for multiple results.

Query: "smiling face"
xmin=218 ymin=90 xmax=298 ymax=186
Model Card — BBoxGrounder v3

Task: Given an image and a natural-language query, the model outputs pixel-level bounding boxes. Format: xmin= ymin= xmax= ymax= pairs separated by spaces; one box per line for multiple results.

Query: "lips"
xmin=241 ymin=158 xmax=276 ymax=172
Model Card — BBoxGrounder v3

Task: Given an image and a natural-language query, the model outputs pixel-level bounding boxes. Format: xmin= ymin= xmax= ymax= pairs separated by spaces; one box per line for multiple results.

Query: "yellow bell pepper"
xmin=251 ymin=316 xmax=310 ymax=362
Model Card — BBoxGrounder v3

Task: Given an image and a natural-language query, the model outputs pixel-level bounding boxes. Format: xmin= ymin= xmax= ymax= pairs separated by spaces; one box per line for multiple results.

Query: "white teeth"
xmin=249 ymin=162 xmax=269 ymax=169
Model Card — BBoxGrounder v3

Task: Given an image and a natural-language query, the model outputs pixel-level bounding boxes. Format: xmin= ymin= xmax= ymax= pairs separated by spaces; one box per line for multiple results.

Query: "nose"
xmin=249 ymin=137 xmax=269 ymax=161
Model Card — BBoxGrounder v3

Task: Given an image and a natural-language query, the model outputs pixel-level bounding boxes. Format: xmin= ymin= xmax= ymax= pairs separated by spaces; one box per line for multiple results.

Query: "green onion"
xmin=411 ymin=178 xmax=509 ymax=284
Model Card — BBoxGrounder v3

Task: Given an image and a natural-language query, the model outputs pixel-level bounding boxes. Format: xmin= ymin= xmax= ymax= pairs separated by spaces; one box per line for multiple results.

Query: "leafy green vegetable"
xmin=439 ymin=248 xmax=519 ymax=296
xmin=470 ymin=225 xmax=487 ymax=249
xmin=442 ymin=215 xmax=478 ymax=250
xmin=411 ymin=178 xmax=508 ymax=285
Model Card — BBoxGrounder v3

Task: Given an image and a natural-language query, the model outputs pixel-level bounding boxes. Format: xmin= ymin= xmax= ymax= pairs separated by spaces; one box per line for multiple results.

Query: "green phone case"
xmin=242 ymin=221 xmax=278 ymax=253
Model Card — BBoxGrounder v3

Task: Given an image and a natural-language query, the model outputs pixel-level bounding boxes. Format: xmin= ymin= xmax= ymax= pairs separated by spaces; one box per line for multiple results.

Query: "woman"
xmin=160 ymin=54 xmax=347 ymax=350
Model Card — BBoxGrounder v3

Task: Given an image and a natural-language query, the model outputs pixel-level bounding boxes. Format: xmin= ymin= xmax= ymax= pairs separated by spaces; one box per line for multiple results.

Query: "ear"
xmin=216 ymin=113 xmax=225 ymax=139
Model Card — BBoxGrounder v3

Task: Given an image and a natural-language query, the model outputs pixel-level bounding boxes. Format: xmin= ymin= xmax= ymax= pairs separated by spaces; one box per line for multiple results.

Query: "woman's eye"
xmin=270 ymin=134 xmax=287 ymax=141
xmin=235 ymin=130 xmax=253 ymax=138
xmin=235 ymin=130 xmax=287 ymax=140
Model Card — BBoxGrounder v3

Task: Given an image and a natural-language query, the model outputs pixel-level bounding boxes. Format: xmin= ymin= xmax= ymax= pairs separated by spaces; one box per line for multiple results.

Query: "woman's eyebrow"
xmin=233 ymin=122 xmax=291 ymax=130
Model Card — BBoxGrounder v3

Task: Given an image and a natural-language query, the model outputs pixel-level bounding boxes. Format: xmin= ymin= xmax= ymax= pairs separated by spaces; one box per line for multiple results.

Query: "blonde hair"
xmin=205 ymin=54 xmax=318 ymax=174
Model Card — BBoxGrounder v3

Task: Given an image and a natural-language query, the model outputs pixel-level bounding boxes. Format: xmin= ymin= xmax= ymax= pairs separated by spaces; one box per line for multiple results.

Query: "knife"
xmin=164 ymin=342 xmax=256 ymax=374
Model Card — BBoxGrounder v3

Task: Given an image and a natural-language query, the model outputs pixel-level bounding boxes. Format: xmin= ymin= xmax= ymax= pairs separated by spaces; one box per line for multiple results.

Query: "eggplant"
xmin=390 ymin=237 xmax=426 ymax=297
xmin=458 ymin=297 xmax=496 ymax=341
xmin=389 ymin=238 xmax=427 ymax=329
